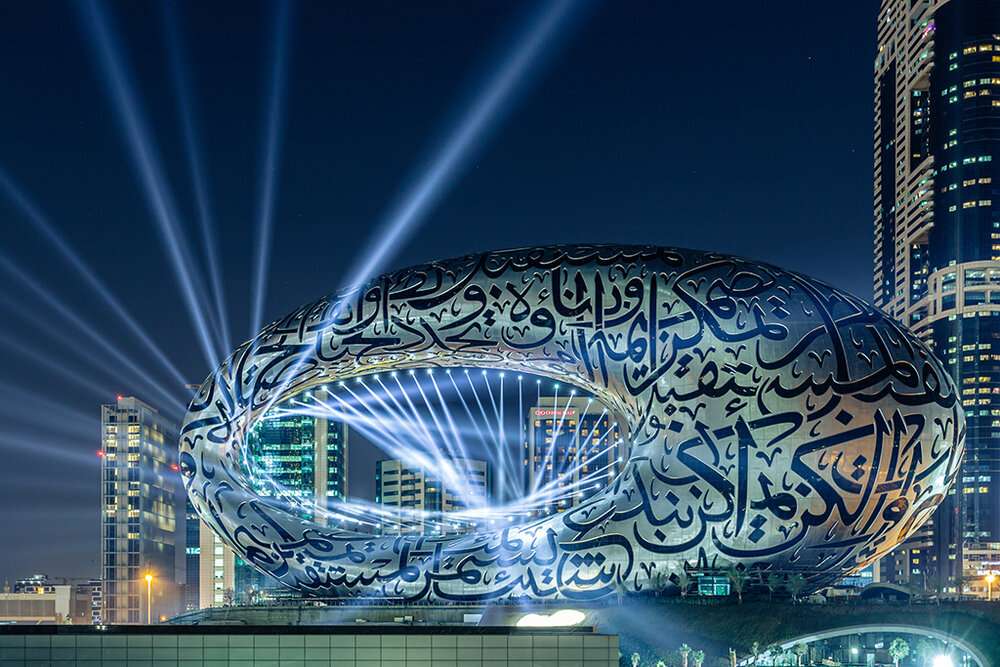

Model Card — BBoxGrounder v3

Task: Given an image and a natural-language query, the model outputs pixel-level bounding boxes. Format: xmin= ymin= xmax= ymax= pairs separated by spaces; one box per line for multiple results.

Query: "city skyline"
xmin=1 ymin=1 xmax=875 ymax=584
xmin=1 ymin=4 xmax=999 ymax=664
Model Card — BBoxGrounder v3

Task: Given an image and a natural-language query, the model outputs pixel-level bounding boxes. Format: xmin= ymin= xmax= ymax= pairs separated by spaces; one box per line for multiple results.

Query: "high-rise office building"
xmin=375 ymin=458 xmax=491 ymax=535
xmin=183 ymin=498 xmax=200 ymax=612
xmin=100 ymin=395 xmax=179 ymax=623
xmin=245 ymin=389 xmax=349 ymax=522
xmin=525 ymin=397 xmax=624 ymax=517
xmin=197 ymin=525 xmax=235 ymax=609
xmin=873 ymin=0 xmax=1000 ymax=593
xmin=181 ymin=385 xmax=200 ymax=613
xmin=196 ymin=398 xmax=348 ymax=607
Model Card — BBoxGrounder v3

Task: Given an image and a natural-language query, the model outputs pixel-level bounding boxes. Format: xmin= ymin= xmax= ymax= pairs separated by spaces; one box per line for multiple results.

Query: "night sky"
xmin=0 ymin=1 xmax=877 ymax=581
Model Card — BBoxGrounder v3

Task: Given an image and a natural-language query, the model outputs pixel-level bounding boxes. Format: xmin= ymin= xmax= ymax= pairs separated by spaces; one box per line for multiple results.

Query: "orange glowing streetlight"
xmin=986 ymin=573 xmax=996 ymax=602
xmin=144 ymin=573 xmax=153 ymax=624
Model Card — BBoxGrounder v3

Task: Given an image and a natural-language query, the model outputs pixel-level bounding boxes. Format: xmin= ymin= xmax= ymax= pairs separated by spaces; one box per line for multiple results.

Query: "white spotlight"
xmin=341 ymin=0 xmax=580 ymax=302
xmin=516 ymin=609 xmax=585 ymax=628
xmin=932 ymin=656 xmax=954 ymax=667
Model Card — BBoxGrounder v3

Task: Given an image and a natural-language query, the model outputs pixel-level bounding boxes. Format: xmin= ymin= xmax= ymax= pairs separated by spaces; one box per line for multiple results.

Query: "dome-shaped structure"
xmin=180 ymin=245 xmax=963 ymax=601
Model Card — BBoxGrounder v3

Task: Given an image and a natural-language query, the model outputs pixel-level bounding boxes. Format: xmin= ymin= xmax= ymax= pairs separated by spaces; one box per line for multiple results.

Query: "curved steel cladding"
xmin=180 ymin=245 xmax=963 ymax=601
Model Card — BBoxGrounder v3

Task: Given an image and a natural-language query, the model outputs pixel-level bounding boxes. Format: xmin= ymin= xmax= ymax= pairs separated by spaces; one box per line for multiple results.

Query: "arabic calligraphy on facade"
xmin=181 ymin=245 xmax=963 ymax=601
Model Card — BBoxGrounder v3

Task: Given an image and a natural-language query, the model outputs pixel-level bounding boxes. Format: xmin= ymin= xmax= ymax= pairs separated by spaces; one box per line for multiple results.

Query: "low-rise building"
xmin=962 ymin=541 xmax=1000 ymax=599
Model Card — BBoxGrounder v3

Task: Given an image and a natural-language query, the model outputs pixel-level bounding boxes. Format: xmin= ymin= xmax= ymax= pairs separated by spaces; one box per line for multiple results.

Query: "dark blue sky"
xmin=0 ymin=0 xmax=877 ymax=580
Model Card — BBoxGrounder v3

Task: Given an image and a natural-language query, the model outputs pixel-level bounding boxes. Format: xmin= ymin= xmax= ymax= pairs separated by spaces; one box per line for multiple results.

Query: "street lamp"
xmin=144 ymin=574 xmax=153 ymax=624
xmin=986 ymin=573 xmax=996 ymax=602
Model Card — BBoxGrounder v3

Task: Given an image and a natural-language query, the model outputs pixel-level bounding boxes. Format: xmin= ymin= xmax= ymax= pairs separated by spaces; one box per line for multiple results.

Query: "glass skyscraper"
xmin=525 ymin=397 xmax=624 ymax=518
xmin=183 ymin=498 xmax=200 ymax=612
xmin=246 ymin=401 xmax=348 ymax=521
xmin=100 ymin=395 xmax=179 ymax=623
xmin=873 ymin=0 xmax=1000 ymax=593
xmin=194 ymin=393 xmax=348 ymax=607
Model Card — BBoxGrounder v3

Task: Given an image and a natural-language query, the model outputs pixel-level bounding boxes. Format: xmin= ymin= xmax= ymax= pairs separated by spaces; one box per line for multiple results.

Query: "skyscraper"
xmin=181 ymin=385 xmax=200 ymax=613
xmin=375 ymin=458 xmax=491 ymax=535
xmin=525 ymin=396 xmax=624 ymax=517
xmin=245 ymin=389 xmax=349 ymax=522
xmin=100 ymin=395 xmax=179 ymax=623
xmin=873 ymin=0 xmax=1000 ymax=592
xmin=197 ymin=524 xmax=235 ymax=609
xmin=183 ymin=498 xmax=200 ymax=612
xmin=196 ymin=398 xmax=349 ymax=607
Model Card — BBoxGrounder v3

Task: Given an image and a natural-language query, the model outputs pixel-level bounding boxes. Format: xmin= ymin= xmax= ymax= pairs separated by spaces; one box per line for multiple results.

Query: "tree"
xmin=244 ymin=586 xmax=261 ymax=607
xmin=675 ymin=569 xmax=692 ymax=599
xmin=726 ymin=565 xmax=750 ymax=603
xmin=653 ymin=570 xmax=668 ymax=596
xmin=680 ymin=644 xmax=692 ymax=667
xmin=792 ymin=644 xmax=807 ymax=667
xmin=888 ymin=638 xmax=910 ymax=667
xmin=632 ymin=652 xmax=642 ymax=667
xmin=614 ymin=578 xmax=629 ymax=606
xmin=766 ymin=573 xmax=784 ymax=600
xmin=656 ymin=662 xmax=667 ymax=667
xmin=786 ymin=574 xmax=807 ymax=602
xmin=750 ymin=642 xmax=761 ymax=667
xmin=692 ymin=649 xmax=705 ymax=667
